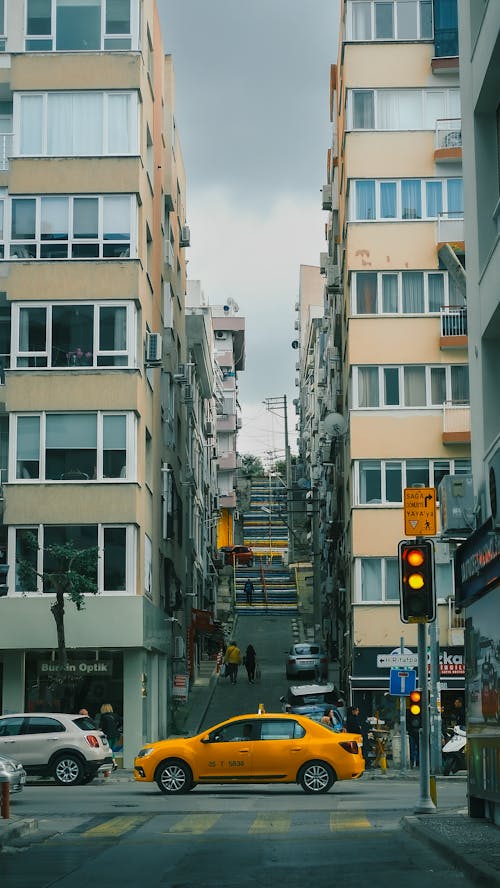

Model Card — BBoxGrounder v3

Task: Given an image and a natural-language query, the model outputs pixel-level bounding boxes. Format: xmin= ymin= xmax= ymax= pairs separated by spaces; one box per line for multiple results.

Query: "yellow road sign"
xmin=404 ymin=487 xmax=436 ymax=536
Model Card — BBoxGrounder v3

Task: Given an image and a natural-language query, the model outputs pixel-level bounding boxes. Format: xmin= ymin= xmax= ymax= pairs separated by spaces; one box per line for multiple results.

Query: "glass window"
xmin=384 ymin=367 xmax=399 ymax=405
xmin=73 ymin=198 xmax=98 ymax=239
xmin=454 ymin=459 xmax=471 ymax=475
xmin=358 ymin=366 xmax=379 ymax=407
xmin=52 ymin=304 xmax=93 ymax=368
xmin=20 ymin=95 xmax=44 ymax=154
xmin=43 ymin=525 xmax=98 ymax=593
xmin=359 ymin=461 xmax=381 ymax=503
xmin=26 ymin=716 xmax=65 ymax=734
xmin=0 ymin=717 xmax=25 ymax=737
xmin=16 ymin=416 xmax=40 ymax=479
xmin=428 ymin=273 xmax=444 ymax=311
xmin=45 ymin=413 xmax=97 ymax=480
xmin=420 ymin=0 xmax=433 ymax=38
xmin=404 ymin=366 xmax=426 ymax=406
xmin=98 ymin=305 xmax=128 ymax=366
xmin=401 ymin=179 xmax=422 ymax=219
xmin=353 ymin=90 xmax=374 ymax=128
xmin=19 ymin=306 xmax=47 ymax=357
xmin=56 ymin=0 xmax=101 ymax=51
xmin=103 ymin=415 xmax=126 ymax=478
xmin=397 ymin=0 xmax=418 ymax=38
xmin=16 ymin=529 xmax=38 ymax=592
xmin=426 ymin=181 xmax=443 ymax=218
xmin=380 ymin=181 xmax=397 ymax=218
xmin=27 ymin=0 xmax=51 ymax=35
xmin=106 ymin=0 xmax=131 ymax=34
xmin=356 ymin=273 xmax=377 ymax=313
xmin=406 ymin=459 xmax=429 ymax=488
xmin=355 ymin=180 xmax=376 ymax=220
xmin=385 ymin=558 xmax=399 ymax=600
xmin=447 ymin=178 xmax=463 ymax=215
xmin=361 ymin=559 xmax=382 ymax=601
xmin=402 ymin=272 xmax=424 ymax=313
xmin=431 ymin=367 xmax=446 ymax=404
xmin=451 ymin=365 xmax=469 ymax=402
xmin=382 ymin=274 xmax=398 ymax=312
xmin=11 ymin=199 xmax=36 ymax=240
xmin=375 ymin=2 xmax=393 ymax=38
xmin=433 ymin=459 xmax=451 ymax=492
xmin=103 ymin=526 xmax=126 ymax=591
xmin=385 ymin=462 xmax=402 ymax=502
xmin=351 ymin=1 xmax=371 ymax=39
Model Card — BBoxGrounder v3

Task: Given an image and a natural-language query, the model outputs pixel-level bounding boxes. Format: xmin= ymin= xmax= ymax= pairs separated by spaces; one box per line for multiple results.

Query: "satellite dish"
xmin=226 ymin=297 xmax=240 ymax=312
xmin=323 ymin=412 xmax=346 ymax=438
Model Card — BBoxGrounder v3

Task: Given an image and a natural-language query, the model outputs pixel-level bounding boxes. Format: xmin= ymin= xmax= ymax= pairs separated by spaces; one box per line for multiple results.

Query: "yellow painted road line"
xmin=249 ymin=813 xmax=291 ymax=834
xmin=330 ymin=812 xmax=372 ymax=831
xmin=167 ymin=814 xmax=222 ymax=834
xmin=83 ymin=815 xmax=149 ymax=838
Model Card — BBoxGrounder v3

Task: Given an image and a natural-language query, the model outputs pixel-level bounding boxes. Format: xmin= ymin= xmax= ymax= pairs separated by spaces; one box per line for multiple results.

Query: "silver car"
xmin=285 ymin=643 xmax=329 ymax=680
xmin=0 ymin=713 xmax=113 ymax=786
xmin=0 ymin=753 xmax=26 ymax=793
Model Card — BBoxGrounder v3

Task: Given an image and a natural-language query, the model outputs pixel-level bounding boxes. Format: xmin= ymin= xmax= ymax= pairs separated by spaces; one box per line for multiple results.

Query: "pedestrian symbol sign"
xmin=404 ymin=487 xmax=436 ymax=537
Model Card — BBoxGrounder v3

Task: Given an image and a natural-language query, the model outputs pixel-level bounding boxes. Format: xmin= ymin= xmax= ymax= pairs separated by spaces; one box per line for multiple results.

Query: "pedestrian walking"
xmin=346 ymin=705 xmax=363 ymax=734
xmin=244 ymin=644 xmax=256 ymax=683
xmin=244 ymin=579 xmax=254 ymax=604
xmin=224 ymin=640 xmax=242 ymax=685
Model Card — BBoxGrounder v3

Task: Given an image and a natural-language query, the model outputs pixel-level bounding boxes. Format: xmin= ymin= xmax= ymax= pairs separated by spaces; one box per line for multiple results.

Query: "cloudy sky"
xmin=158 ymin=1 xmax=339 ymax=461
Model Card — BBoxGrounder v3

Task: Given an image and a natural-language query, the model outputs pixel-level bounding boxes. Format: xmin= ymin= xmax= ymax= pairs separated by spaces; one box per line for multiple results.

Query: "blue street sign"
xmin=389 ymin=667 xmax=417 ymax=696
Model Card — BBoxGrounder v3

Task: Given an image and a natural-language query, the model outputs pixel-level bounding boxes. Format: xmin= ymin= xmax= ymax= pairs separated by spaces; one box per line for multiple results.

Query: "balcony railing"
xmin=0 ymin=134 xmax=12 ymax=171
xmin=442 ymin=401 xmax=471 ymax=444
xmin=440 ymin=305 xmax=467 ymax=338
xmin=435 ymin=118 xmax=462 ymax=151
xmin=437 ymin=212 xmax=464 ymax=249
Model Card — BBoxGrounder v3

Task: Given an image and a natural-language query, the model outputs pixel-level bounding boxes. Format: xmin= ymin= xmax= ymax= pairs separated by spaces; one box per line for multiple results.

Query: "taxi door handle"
xmin=290 ymin=746 xmax=302 ymax=752
xmin=238 ymin=747 xmax=250 ymax=753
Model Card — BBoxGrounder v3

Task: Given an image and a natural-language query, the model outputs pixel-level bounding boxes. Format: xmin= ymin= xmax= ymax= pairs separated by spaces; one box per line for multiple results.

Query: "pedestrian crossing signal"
xmin=398 ymin=539 xmax=436 ymax=624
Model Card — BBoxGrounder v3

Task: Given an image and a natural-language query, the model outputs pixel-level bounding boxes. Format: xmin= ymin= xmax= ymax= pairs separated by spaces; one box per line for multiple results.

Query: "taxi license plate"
xmin=299 ymin=659 xmax=315 ymax=665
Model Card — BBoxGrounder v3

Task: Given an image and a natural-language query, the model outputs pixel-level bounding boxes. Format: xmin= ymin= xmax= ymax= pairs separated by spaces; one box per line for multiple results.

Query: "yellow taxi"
xmin=134 ymin=711 xmax=364 ymax=794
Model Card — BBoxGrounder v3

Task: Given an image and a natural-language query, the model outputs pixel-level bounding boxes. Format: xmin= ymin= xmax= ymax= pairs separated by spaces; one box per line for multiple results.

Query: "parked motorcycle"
xmin=442 ymin=724 xmax=467 ymax=775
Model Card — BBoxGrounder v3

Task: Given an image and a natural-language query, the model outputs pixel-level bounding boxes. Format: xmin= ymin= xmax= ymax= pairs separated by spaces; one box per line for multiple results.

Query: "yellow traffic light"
xmin=398 ymin=540 xmax=436 ymax=623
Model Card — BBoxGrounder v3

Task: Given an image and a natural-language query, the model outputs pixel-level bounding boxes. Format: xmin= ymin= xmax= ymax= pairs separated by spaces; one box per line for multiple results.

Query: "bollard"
xmin=1 ymin=781 xmax=11 ymax=819
xmin=430 ymin=774 xmax=437 ymax=807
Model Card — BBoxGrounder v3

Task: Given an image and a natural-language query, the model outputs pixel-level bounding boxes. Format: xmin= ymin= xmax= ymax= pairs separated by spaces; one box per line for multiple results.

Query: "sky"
xmin=158 ymin=1 xmax=340 ymax=462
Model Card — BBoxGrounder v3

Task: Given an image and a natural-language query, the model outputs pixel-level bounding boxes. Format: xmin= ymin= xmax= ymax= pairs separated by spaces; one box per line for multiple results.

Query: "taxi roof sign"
xmin=404 ymin=487 xmax=437 ymax=537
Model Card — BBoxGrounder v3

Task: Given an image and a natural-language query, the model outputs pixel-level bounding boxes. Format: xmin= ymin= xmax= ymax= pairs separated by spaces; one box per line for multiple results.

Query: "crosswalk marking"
xmin=167 ymin=814 xmax=222 ymax=834
xmin=330 ymin=811 xmax=372 ymax=831
xmin=249 ymin=813 xmax=291 ymax=833
xmin=83 ymin=815 xmax=150 ymax=837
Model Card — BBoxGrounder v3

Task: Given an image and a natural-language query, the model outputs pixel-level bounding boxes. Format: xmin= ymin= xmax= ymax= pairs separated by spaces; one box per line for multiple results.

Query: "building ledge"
xmin=440 ymin=334 xmax=468 ymax=349
xmin=442 ymin=431 xmax=471 ymax=445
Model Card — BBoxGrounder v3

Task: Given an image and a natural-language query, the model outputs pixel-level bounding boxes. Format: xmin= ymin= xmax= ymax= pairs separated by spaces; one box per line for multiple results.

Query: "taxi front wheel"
xmin=298 ymin=760 xmax=335 ymax=793
xmin=156 ymin=758 xmax=194 ymax=794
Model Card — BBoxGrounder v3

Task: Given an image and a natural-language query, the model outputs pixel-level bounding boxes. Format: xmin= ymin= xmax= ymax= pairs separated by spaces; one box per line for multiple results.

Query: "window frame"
xmin=355 ymin=457 xmax=471 ymax=506
xmin=24 ymin=0 xmax=138 ymax=52
xmin=12 ymin=410 xmax=135 ymax=483
xmin=345 ymin=0 xmax=433 ymax=42
xmin=356 ymin=556 xmax=400 ymax=603
xmin=352 ymin=363 xmax=469 ymax=408
xmin=350 ymin=177 xmax=463 ymax=222
xmin=351 ymin=269 xmax=457 ymax=315
xmin=348 ymin=87 xmax=460 ymax=131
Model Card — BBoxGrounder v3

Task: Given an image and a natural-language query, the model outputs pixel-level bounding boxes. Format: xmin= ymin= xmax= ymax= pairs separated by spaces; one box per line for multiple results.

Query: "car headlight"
xmin=136 ymin=747 xmax=156 ymax=758
xmin=0 ymin=761 xmax=16 ymax=773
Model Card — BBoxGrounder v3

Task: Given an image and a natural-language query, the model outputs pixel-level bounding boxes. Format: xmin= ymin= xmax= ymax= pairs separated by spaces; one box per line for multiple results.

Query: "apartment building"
xmin=315 ymin=0 xmax=471 ymax=722
xmin=0 ymin=0 xmax=209 ymax=767
xmin=454 ymin=0 xmax=500 ymax=822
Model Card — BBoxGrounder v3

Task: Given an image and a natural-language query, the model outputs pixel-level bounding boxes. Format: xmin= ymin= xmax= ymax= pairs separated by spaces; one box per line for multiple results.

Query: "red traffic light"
xmin=398 ymin=540 xmax=436 ymax=624
xmin=409 ymin=690 xmax=422 ymax=715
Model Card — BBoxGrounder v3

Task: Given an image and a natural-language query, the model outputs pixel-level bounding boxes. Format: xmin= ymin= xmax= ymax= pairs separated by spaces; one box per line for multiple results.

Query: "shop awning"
xmin=191 ymin=608 xmax=221 ymax=636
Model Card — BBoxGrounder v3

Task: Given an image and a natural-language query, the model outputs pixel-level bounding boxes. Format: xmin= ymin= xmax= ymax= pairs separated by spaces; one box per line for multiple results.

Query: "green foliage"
xmin=240 ymin=454 xmax=265 ymax=477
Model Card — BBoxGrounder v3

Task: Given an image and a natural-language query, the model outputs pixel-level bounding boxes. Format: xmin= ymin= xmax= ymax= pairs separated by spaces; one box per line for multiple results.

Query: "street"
xmin=1 ymin=614 xmax=475 ymax=887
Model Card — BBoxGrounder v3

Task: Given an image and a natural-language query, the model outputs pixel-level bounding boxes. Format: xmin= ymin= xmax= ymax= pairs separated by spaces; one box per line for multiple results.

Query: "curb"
xmin=402 ymin=814 xmax=500 ymax=886
xmin=0 ymin=817 xmax=38 ymax=849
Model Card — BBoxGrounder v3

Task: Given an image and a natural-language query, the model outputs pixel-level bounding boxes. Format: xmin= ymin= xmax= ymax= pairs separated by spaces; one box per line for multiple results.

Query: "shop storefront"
xmin=25 ymin=650 xmax=124 ymax=721
xmin=455 ymin=516 xmax=500 ymax=820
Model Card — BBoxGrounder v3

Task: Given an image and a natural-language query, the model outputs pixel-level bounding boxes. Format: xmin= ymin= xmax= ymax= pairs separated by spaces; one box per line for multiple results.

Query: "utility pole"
xmin=312 ymin=485 xmax=321 ymax=638
xmin=264 ymin=395 xmax=293 ymax=564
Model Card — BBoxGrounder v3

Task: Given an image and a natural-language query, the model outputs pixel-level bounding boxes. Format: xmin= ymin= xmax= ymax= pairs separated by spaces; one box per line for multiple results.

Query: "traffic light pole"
xmin=415 ymin=620 xmax=436 ymax=813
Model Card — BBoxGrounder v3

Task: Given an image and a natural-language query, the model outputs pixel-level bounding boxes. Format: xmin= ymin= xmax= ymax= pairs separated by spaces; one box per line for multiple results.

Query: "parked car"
xmin=0 ymin=753 xmax=26 ymax=793
xmin=285 ymin=643 xmax=329 ymax=680
xmin=221 ymin=545 xmax=254 ymax=567
xmin=134 ymin=711 xmax=364 ymax=794
xmin=281 ymin=683 xmax=345 ymax=732
xmin=0 ymin=713 xmax=113 ymax=786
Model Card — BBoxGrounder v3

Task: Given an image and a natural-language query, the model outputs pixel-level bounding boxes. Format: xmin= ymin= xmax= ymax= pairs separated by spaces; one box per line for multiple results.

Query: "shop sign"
xmin=38 ymin=659 xmax=113 ymax=676
xmin=455 ymin=516 xmax=500 ymax=607
xmin=172 ymin=673 xmax=189 ymax=703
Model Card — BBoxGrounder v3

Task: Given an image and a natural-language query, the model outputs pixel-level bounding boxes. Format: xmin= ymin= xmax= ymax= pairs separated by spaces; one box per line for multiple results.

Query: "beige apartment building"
xmin=317 ymin=0 xmax=471 ymax=726
xmin=0 ymin=0 xmax=202 ymax=766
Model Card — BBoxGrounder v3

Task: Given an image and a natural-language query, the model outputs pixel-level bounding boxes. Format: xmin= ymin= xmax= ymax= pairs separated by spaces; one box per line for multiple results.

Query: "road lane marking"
xmin=249 ymin=813 xmax=291 ymax=833
xmin=83 ymin=815 xmax=150 ymax=837
xmin=167 ymin=814 xmax=222 ymax=834
xmin=330 ymin=811 xmax=371 ymax=831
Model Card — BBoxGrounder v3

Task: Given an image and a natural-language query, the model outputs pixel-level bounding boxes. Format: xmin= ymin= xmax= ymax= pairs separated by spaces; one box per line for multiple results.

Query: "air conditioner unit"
xmin=145 ymin=332 xmax=162 ymax=364
xmin=322 ymin=184 xmax=332 ymax=211
xmin=183 ymin=384 xmax=193 ymax=402
xmin=179 ymin=225 xmax=190 ymax=247
xmin=215 ymin=330 xmax=226 ymax=340
xmin=438 ymin=474 xmax=474 ymax=534
xmin=173 ymin=372 xmax=188 ymax=384
xmin=326 ymin=264 xmax=341 ymax=293
xmin=174 ymin=636 xmax=185 ymax=659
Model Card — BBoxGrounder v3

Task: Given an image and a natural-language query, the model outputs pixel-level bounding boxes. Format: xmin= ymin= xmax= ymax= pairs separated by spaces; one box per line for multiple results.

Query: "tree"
xmin=17 ymin=534 xmax=99 ymax=671
xmin=240 ymin=454 xmax=265 ymax=477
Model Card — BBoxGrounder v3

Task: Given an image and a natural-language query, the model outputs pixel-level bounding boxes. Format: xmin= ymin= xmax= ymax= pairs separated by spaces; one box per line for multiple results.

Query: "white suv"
xmin=0 ymin=713 xmax=113 ymax=786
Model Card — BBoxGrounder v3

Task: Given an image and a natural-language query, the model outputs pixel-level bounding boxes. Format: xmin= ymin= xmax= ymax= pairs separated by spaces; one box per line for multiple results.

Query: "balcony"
xmin=440 ymin=306 xmax=467 ymax=348
xmin=434 ymin=119 xmax=462 ymax=163
xmin=436 ymin=212 xmax=464 ymax=254
xmin=218 ymin=452 xmax=237 ymax=471
xmin=442 ymin=401 xmax=471 ymax=445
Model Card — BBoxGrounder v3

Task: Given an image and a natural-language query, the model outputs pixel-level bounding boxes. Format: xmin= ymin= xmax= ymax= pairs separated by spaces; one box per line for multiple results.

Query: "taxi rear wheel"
xmin=298 ymin=760 xmax=335 ymax=793
xmin=156 ymin=758 xmax=194 ymax=794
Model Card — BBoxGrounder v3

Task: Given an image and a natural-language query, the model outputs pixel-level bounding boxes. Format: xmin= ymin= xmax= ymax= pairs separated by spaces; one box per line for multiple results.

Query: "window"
xmin=14 ymin=412 xmax=133 ymax=482
xmin=7 ymin=195 xmax=134 ymax=260
xmin=358 ymin=557 xmax=399 ymax=602
xmin=355 ymin=458 xmax=470 ymax=505
xmin=350 ymin=178 xmax=463 ymax=222
xmin=352 ymin=364 xmax=469 ymax=408
xmin=13 ymin=524 xmax=133 ymax=595
xmin=347 ymin=0 xmax=433 ymax=41
xmin=26 ymin=0 xmax=135 ymax=51
xmin=352 ymin=270 xmax=451 ymax=315
xmin=348 ymin=88 xmax=459 ymax=130
xmin=14 ymin=301 xmax=134 ymax=369
xmin=17 ymin=92 xmax=138 ymax=157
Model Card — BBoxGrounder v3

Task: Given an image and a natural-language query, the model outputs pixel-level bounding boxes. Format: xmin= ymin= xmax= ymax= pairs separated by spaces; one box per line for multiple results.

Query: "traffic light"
xmin=398 ymin=539 xmax=435 ymax=623
xmin=407 ymin=689 xmax=422 ymax=732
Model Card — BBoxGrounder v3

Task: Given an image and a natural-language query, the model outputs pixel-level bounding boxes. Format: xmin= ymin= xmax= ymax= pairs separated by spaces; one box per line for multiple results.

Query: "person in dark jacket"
xmin=98 ymin=703 xmax=122 ymax=750
xmin=346 ymin=705 xmax=363 ymax=735
xmin=244 ymin=644 xmax=256 ymax=683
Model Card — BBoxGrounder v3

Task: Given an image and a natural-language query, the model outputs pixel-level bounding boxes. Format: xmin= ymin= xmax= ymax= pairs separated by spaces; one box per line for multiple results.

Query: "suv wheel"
xmin=52 ymin=753 xmax=85 ymax=786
